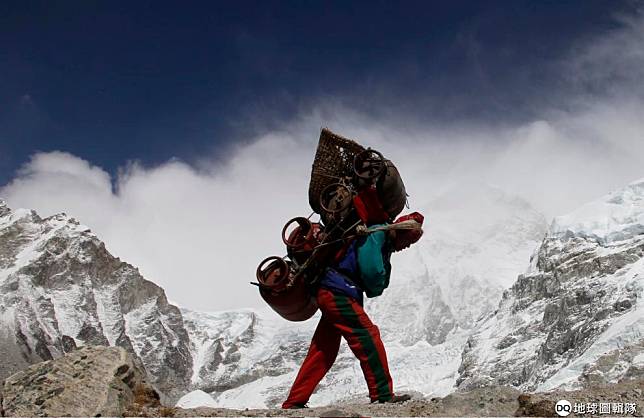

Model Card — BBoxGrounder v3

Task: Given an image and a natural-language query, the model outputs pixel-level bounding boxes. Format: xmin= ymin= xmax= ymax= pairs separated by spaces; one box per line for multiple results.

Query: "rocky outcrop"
xmin=1 ymin=345 xmax=159 ymax=417
xmin=0 ymin=204 xmax=192 ymax=401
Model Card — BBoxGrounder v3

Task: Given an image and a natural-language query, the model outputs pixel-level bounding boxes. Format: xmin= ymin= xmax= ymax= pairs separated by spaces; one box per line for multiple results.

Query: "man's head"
xmin=389 ymin=212 xmax=424 ymax=251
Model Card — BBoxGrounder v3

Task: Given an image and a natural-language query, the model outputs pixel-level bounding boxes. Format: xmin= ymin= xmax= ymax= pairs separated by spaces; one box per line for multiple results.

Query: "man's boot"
xmin=374 ymin=394 xmax=411 ymax=404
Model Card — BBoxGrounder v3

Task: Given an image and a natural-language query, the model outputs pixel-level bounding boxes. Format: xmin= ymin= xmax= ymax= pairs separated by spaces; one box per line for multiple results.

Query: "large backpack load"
xmin=253 ymin=128 xmax=408 ymax=321
xmin=309 ymin=128 xmax=407 ymax=226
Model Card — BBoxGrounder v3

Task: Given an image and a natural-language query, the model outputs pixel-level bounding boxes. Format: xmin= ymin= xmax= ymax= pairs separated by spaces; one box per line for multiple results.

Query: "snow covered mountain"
xmin=457 ymin=178 xmax=644 ymax=392
xmin=0 ymin=201 xmax=192 ymax=401
xmin=13 ymin=176 xmax=640 ymax=410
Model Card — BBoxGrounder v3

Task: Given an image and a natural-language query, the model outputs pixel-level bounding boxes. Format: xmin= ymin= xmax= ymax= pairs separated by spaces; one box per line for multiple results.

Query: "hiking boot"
xmin=374 ymin=394 xmax=411 ymax=404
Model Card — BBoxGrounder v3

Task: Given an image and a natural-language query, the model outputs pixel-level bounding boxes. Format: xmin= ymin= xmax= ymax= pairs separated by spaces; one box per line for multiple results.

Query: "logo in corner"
xmin=555 ymin=400 xmax=572 ymax=417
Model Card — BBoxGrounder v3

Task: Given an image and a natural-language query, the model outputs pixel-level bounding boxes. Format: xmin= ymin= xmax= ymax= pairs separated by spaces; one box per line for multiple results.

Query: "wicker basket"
xmin=308 ymin=128 xmax=365 ymax=214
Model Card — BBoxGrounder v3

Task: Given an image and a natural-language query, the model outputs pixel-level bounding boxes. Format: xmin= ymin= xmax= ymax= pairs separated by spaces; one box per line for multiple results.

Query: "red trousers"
xmin=282 ymin=288 xmax=394 ymax=408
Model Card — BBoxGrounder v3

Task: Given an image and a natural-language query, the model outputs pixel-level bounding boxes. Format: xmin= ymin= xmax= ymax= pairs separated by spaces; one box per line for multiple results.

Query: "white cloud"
xmin=1 ymin=132 xmax=318 ymax=311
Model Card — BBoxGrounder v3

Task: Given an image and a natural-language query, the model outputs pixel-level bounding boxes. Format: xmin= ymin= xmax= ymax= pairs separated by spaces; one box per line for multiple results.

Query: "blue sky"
xmin=0 ymin=1 xmax=634 ymax=187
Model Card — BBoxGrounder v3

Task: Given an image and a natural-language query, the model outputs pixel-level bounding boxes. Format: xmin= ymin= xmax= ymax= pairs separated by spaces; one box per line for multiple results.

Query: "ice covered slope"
xmin=457 ymin=179 xmax=644 ymax=391
xmin=0 ymin=201 xmax=192 ymax=400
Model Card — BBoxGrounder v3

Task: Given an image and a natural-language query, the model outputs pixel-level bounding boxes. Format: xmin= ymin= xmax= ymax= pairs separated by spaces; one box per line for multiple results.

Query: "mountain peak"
xmin=0 ymin=204 xmax=193 ymax=401
xmin=550 ymin=177 xmax=644 ymax=244
xmin=628 ymin=177 xmax=644 ymax=187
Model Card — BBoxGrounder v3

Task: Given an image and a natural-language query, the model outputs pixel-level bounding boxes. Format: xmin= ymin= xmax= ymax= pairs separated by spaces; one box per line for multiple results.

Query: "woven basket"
xmin=308 ymin=128 xmax=365 ymax=214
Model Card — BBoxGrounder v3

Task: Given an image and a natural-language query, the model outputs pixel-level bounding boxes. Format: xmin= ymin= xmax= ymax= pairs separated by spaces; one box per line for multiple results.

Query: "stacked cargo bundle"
xmin=253 ymin=128 xmax=409 ymax=321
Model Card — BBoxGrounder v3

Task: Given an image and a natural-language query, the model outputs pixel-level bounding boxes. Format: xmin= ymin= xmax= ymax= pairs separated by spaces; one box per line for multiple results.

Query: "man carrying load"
xmin=282 ymin=212 xmax=424 ymax=408
xmin=254 ymin=128 xmax=425 ymax=408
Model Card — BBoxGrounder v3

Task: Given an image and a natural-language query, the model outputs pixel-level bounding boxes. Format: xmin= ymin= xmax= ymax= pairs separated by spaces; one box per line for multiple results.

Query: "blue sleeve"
xmin=356 ymin=229 xmax=391 ymax=298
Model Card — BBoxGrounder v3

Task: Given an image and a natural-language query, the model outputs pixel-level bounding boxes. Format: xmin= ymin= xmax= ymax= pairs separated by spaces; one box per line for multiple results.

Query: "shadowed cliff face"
xmin=0 ymin=201 xmax=193 ymax=401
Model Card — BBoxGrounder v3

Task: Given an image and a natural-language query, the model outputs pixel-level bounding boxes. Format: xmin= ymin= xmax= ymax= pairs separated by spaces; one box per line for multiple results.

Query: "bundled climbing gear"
xmin=252 ymin=128 xmax=412 ymax=321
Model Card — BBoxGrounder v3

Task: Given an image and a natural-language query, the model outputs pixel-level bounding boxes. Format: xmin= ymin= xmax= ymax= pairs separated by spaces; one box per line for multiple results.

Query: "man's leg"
xmin=282 ymin=315 xmax=341 ymax=408
xmin=317 ymin=289 xmax=394 ymax=402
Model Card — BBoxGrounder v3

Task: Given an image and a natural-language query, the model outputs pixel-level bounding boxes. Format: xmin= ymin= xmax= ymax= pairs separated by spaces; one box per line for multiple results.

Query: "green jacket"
xmin=356 ymin=227 xmax=392 ymax=298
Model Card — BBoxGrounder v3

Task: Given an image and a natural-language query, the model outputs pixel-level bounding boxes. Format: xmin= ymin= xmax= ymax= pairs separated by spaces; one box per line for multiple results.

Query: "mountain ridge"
xmin=457 ymin=178 xmax=644 ymax=392
xmin=3 ymin=179 xmax=642 ymax=409
xmin=0 ymin=201 xmax=192 ymax=401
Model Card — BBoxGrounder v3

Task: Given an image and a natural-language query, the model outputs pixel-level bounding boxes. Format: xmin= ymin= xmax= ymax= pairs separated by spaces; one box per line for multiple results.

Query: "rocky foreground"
xmin=1 ymin=346 xmax=641 ymax=417
xmin=146 ymin=381 xmax=644 ymax=417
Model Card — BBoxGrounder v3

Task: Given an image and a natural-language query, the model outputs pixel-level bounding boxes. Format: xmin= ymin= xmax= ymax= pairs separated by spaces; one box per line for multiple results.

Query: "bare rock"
xmin=515 ymin=393 xmax=556 ymax=417
xmin=1 ymin=345 xmax=159 ymax=417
